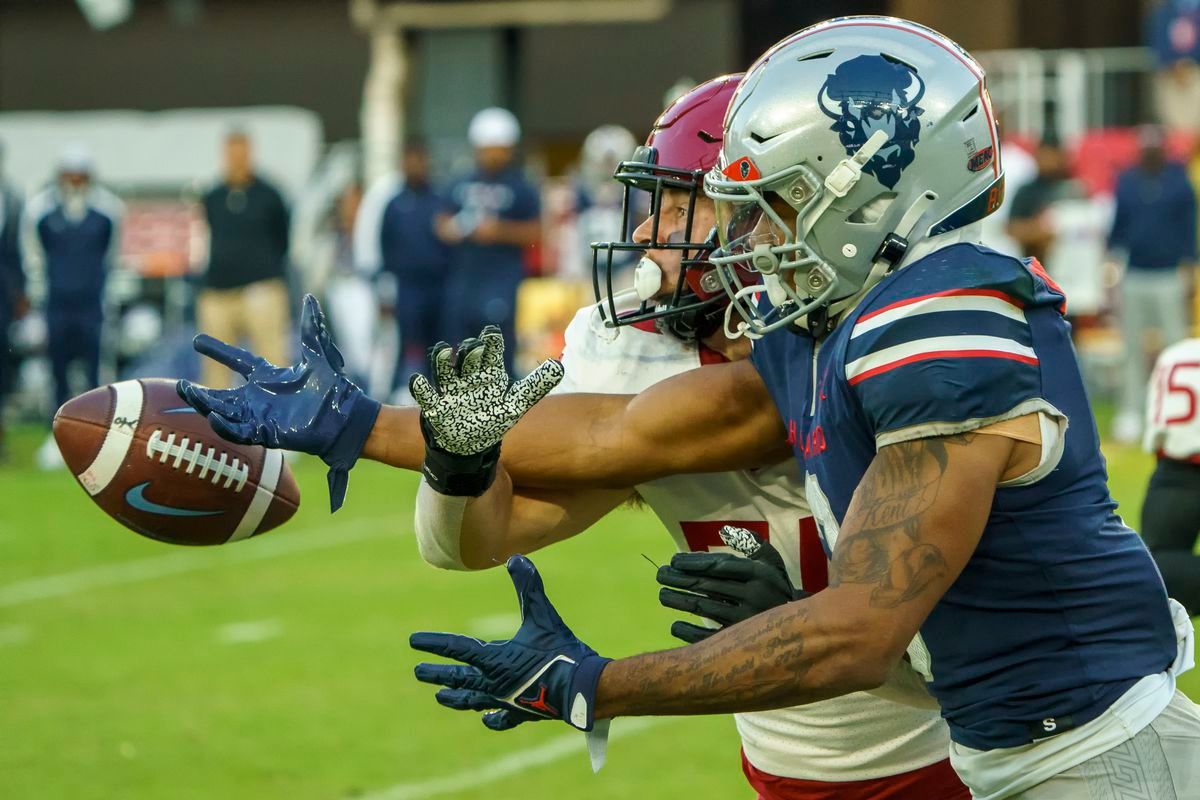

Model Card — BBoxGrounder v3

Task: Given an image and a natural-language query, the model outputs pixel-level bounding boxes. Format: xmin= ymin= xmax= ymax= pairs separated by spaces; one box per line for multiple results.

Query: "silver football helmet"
xmin=705 ymin=16 xmax=1006 ymax=337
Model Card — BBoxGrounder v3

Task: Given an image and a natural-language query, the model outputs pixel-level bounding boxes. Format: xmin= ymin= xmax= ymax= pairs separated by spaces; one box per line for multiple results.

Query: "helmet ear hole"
xmin=848 ymin=192 xmax=896 ymax=224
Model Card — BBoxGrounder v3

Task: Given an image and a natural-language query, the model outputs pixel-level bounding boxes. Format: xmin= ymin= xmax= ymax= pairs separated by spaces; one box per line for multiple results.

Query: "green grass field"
xmin=2 ymin=423 xmax=1196 ymax=800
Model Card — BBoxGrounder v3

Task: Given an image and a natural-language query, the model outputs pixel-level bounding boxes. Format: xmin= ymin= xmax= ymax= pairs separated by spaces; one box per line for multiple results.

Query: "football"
xmin=52 ymin=378 xmax=300 ymax=545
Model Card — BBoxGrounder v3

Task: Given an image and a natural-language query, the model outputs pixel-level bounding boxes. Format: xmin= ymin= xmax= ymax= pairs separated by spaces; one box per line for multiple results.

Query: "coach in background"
xmin=356 ymin=140 xmax=451 ymax=393
xmin=1109 ymin=126 xmax=1197 ymax=444
xmin=198 ymin=130 xmax=291 ymax=389
xmin=0 ymin=141 xmax=25 ymax=458
xmin=22 ymin=145 xmax=123 ymax=416
xmin=437 ymin=108 xmax=541 ymax=376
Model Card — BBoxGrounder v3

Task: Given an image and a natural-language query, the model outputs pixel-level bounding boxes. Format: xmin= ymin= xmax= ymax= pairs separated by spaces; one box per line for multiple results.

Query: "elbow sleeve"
xmin=413 ymin=479 xmax=471 ymax=571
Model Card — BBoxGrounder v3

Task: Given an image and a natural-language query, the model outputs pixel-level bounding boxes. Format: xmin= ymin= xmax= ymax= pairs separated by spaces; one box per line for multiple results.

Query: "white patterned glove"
xmin=410 ymin=325 xmax=563 ymax=495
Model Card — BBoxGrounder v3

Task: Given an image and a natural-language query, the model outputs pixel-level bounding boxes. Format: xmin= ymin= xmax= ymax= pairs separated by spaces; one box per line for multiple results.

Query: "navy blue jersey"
xmin=444 ymin=165 xmax=539 ymax=281
xmin=380 ymin=184 xmax=450 ymax=279
xmin=750 ymin=243 xmax=1176 ymax=750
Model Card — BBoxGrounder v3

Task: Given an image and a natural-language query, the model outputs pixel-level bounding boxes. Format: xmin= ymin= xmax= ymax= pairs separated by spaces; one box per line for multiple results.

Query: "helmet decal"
xmin=817 ymin=54 xmax=925 ymax=189
xmin=722 ymin=156 xmax=762 ymax=182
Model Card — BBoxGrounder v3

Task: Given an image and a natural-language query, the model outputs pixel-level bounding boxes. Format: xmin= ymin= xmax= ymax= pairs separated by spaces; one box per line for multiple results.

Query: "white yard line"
xmin=0 ymin=518 xmax=395 ymax=608
xmin=216 ymin=618 xmax=283 ymax=644
xmin=358 ymin=717 xmax=667 ymax=800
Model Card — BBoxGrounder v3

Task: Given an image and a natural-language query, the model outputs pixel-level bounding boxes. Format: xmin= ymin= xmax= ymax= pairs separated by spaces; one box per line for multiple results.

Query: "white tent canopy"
xmin=0 ymin=106 xmax=323 ymax=198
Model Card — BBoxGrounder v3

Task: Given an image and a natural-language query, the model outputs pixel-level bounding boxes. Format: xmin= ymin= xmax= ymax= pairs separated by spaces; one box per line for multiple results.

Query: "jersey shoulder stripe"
xmin=846 ymin=254 xmax=1038 ymax=387
xmin=846 ymin=334 xmax=1038 ymax=385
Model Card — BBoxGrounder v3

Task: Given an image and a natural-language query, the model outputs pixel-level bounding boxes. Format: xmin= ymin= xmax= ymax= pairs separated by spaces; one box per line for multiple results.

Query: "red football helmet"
xmin=592 ymin=73 xmax=747 ymax=340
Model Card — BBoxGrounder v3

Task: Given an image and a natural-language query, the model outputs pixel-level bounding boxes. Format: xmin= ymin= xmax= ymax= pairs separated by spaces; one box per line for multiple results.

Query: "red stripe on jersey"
xmin=848 ymin=349 xmax=1039 ymax=386
xmin=797 ymin=518 xmax=828 ymax=593
xmin=856 ymin=288 xmax=1025 ymax=324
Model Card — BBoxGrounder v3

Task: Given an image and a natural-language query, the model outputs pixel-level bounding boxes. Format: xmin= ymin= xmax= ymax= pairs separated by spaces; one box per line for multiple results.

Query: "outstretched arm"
xmin=366 ymin=357 xmax=790 ymax=489
xmin=593 ymin=431 xmax=1010 ymax=716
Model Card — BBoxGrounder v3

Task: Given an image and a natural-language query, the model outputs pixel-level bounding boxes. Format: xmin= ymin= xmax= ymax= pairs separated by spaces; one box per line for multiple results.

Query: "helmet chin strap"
xmin=823 ymin=189 xmax=939 ymax=323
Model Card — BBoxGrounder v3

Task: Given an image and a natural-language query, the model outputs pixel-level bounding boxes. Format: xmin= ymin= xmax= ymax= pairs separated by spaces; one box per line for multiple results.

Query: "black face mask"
xmin=591 ymin=145 xmax=726 ymax=342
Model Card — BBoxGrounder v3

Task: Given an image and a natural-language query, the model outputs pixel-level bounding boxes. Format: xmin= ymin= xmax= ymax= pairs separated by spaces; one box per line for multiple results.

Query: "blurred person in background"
xmin=437 ymin=108 xmax=541 ymax=376
xmin=978 ymin=115 xmax=1037 ymax=255
xmin=198 ymin=129 xmax=291 ymax=389
xmin=1005 ymin=133 xmax=1080 ymax=266
xmin=0 ymin=141 xmax=26 ymax=459
xmin=560 ymin=125 xmax=638 ymax=283
xmin=1109 ymin=125 xmax=1197 ymax=443
xmin=21 ymin=145 xmax=123 ymax=422
xmin=1148 ymin=0 xmax=1200 ymax=134
xmin=357 ymin=140 xmax=451 ymax=396
xmin=305 ymin=181 xmax=375 ymax=389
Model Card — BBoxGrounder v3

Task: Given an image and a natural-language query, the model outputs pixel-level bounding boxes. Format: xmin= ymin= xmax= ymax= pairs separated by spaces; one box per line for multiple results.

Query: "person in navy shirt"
xmin=0 ymin=141 xmax=25 ymax=457
xmin=1109 ymin=126 xmax=1198 ymax=442
xmin=22 ymin=145 xmax=123 ymax=415
xmin=357 ymin=140 xmax=452 ymax=390
xmin=436 ymin=108 xmax=541 ymax=376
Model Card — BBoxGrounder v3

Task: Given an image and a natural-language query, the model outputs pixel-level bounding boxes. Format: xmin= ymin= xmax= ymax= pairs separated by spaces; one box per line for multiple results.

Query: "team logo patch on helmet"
xmin=818 ymin=54 xmax=926 ymax=190
xmin=722 ymin=156 xmax=762 ymax=182
xmin=967 ymin=145 xmax=994 ymax=172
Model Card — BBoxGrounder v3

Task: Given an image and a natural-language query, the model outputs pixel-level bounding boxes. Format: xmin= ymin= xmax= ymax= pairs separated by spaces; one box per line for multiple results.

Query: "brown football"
xmin=53 ymin=378 xmax=300 ymax=545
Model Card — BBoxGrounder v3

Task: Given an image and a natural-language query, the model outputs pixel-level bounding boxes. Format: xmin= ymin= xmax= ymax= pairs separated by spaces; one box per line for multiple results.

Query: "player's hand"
xmin=657 ymin=525 xmax=809 ymax=644
xmin=411 ymin=326 xmax=563 ymax=496
xmin=411 ymin=554 xmax=611 ymax=732
xmin=176 ymin=294 xmax=381 ymax=513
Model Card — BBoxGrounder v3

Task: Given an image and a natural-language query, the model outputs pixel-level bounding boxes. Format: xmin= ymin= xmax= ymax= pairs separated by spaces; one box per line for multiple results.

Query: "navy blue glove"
xmin=176 ymin=294 xmax=380 ymax=513
xmin=411 ymin=555 xmax=611 ymax=732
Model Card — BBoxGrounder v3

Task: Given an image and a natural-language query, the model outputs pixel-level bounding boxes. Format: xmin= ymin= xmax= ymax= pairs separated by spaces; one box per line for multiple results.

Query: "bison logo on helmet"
xmin=818 ymin=54 xmax=925 ymax=190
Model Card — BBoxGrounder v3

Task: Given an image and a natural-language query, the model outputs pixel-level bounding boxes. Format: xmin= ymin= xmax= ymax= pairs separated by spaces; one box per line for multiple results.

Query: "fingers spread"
xmin=177 ymin=382 xmax=243 ymax=420
xmin=665 ymin=551 xmax=759 ymax=581
xmin=670 ymin=620 xmax=718 ymax=644
xmin=483 ymin=709 xmax=535 ymax=731
xmin=455 ymin=337 xmax=486 ymax=378
xmin=208 ymin=412 xmax=257 ymax=445
xmin=507 ymin=359 xmax=564 ymax=413
xmin=413 ymin=662 xmax=486 ymax=690
xmin=435 ymin=688 xmax=504 ymax=712
xmin=480 ymin=326 xmax=506 ymax=372
xmin=409 ymin=374 xmax=439 ymax=411
xmin=193 ymin=334 xmax=263 ymax=377
xmin=657 ymin=587 xmax=742 ymax=625
xmin=429 ymin=343 xmax=455 ymax=391
xmin=409 ymin=632 xmax=488 ymax=665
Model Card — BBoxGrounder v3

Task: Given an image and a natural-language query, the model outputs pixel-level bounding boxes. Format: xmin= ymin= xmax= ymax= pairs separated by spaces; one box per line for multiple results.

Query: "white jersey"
xmin=1144 ymin=338 xmax=1200 ymax=462
xmin=556 ymin=306 xmax=951 ymax=782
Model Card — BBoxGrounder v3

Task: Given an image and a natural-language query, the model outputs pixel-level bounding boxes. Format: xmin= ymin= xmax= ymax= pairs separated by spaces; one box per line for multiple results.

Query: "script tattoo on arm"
xmin=595 ymin=432 xmax=1006 ymax=720
xmin=829 ymin=435 xmax=976 ymax=608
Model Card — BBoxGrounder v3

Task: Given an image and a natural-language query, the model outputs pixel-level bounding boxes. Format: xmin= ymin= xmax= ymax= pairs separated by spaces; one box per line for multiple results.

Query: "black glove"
xmin=657 ymin=525 xmax=809 ymax=644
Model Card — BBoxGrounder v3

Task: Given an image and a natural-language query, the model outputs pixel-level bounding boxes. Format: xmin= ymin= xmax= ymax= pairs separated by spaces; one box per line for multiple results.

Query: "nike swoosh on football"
xmin=125 ymin=482 xmax=224 ymax=517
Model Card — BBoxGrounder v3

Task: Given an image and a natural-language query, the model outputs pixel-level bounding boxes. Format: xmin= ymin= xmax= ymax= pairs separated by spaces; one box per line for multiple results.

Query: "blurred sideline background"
xmin=4 ymin=1 xmax=1200 ymax=798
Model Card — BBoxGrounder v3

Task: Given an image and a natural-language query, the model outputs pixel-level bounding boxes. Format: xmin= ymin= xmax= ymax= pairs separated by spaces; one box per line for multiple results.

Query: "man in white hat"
xmin=436 ymin=107 xmax=541 ymax=375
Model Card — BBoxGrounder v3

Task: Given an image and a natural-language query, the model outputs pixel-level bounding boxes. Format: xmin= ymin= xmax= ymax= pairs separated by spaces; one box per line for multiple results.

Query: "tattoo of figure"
xmin=829 ymin=435 xmax=974 ymax=608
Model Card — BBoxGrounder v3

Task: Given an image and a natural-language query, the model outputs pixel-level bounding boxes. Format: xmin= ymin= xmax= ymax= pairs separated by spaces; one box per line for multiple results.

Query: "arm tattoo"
xmin=829 ymin=435 xmax=974 ymax=608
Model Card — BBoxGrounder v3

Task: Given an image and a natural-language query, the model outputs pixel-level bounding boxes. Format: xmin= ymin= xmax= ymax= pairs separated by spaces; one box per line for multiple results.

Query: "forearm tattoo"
xmin=597 ymin=434 xmax=973 ymax=719
xmin=829 ymin=435 xmax=971 ymax=608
